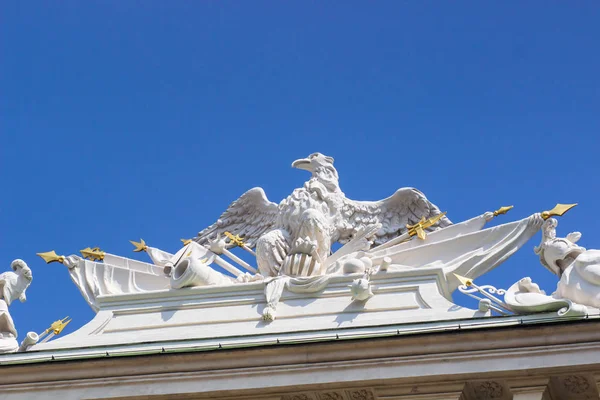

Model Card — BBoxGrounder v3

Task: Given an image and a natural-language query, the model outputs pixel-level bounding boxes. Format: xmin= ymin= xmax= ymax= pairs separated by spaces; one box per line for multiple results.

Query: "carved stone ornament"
xmin=283 ymin=390 xmax=375 ymax=400
xmin=317 ymin=392 xmax=346 ymax=400
xmin=195 ymin=152 xmax=450 ymax=278
xmin=472 ymin=381 xmax=504 ymax=399
xmin=34 ymin=152 xmax=581 ymax=343
xmin=562 ymin=375 xmax=590 ymax=394
xmin=503 ymin=276 xmax=588 ymax=317
xmin=534 ymin=218 xmax=600 ymax=309
xmin=346 ymin=389 xmax=375 ymax=400
xmin=281 ymin=394 xmax=316 ymax=400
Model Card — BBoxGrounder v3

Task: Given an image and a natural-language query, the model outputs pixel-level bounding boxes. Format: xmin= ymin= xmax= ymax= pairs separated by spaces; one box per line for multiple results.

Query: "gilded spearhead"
xmin=80 ymin=247 xmax=105 ymax=261
xmin=36 ymin=250 xmax=65 ymax=264
xmin=180 ymin=238 xmax=192 ymax=246
xmin=541 ymin=203 xmax=577 ymax=220
xmin=45 ymin=316 xmax=72 ymax=335
xmin=453 ymin=273 xmax=473 ymax=287
xmin=130 ymin=238 xmax=148 ymax=252
xmin=493 ymin=205 xmax=514 ymax=217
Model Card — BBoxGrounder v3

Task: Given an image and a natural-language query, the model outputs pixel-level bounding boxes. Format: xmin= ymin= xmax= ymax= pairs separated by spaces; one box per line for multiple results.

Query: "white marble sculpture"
xmin=0 ymin=259 xmax=32 ymax=353
xmin=496 ymin=216 xmax=600 ymax=317
xmin=534 ymin=218 xmax=600 ymax=309
xmin=503 ymin=276 xmax=587 ymax=317
xmin=454 ymin=269 xmax=588 ymax=318
xmin=349 ymin=276 xmax=374 ymax=301
xmin=195 ymin=152 xmax=451 ymax=278
xmin=38 ymin=153 xmax=574 ymax=329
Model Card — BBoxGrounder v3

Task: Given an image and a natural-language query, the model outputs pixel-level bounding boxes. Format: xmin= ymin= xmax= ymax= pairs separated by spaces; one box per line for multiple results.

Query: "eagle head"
xmin=292 ymin=153 xmax=339 ymax=192
xmin=292 ymin=152 xmax=335 ymax=174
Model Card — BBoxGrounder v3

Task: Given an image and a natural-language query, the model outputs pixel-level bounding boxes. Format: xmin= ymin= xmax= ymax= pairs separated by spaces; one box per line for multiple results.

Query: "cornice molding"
xmin=1 ymin=320 xmax=600 ymax=399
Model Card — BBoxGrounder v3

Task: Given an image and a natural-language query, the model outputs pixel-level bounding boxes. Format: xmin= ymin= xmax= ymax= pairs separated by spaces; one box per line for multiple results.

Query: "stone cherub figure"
xmin=535 ymin=218 xmax=600 ymax=309
xmin=0 ymin=259 xmax=33 ymax=353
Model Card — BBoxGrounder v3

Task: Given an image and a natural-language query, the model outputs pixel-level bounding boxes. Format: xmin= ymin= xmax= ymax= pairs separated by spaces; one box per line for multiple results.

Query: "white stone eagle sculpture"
xmin=195 ymin=153 xmax=451 ymax=277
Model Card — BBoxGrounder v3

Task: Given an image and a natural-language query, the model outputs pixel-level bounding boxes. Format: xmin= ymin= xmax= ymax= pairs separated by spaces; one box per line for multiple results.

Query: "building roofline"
xmin=2 ymin=311 xmax=598 ymax=367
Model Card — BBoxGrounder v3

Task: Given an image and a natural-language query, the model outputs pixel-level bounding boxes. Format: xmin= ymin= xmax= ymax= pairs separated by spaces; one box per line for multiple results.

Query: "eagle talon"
xmin=208 ymin=234 xmax=227 ymax=254
xmin=290 ymin=237 xmax=318 ymax=255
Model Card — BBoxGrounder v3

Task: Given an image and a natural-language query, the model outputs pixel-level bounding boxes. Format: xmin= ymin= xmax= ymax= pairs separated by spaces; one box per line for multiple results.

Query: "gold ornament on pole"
xmin=453 ymin=273 xmax=473 ymax=287
xmin=406 ymin=212 xmax=448 ymax=240
xmin=541 ymin=203 xmax=577 ymax=220
xmin=493 ymin=205 xmax=514 ymax=217
xmin=37 ymin=317 xmax=72 ymax=344
xmin=80 ymin=247 xmax=105 ymax=261
xmin=224 ymin=231 xmax=257 ymax=256
xmin=45 ymin=316 xmax=72 ymax=335
xmin=129 ymin=239 xmax=148 ymax=252
xmin=36 ymin=250 xmax=65 ymax=264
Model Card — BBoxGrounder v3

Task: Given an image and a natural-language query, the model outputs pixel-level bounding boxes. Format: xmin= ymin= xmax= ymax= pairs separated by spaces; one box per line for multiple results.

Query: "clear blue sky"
xmin=1 ymin=2 xmax=599 ymax=339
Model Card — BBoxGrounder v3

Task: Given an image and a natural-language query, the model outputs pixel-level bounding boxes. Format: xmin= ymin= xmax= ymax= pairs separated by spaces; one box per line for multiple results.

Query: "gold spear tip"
xmin=453 ymin=273 xmax=473 ymax=287
xmin=180 ymin=238 xmax=192 ymax=246
xmin=130 ymin=238 xmax=147 ymax=252
xmin=46 ymin=316 xmax=72 ymax=335
xmin=542 ymin=203 xmax=578 ymax=220
xmin=36 ymin=250 xmax=65 ymax=264
xmin=493 ymin=205 xmax=514 ymax=217
xmin=80 ymin=247 xmax=105 ymax=261
xmin=426 ymin=212 xmax=447 ymax=226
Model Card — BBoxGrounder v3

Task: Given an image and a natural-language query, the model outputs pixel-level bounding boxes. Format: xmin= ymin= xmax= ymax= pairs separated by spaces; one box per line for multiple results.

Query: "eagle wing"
xmin=195 ymin=187 xmax=279 ymax=249
xmin=340 ymin=187 xmax=452 ymax=246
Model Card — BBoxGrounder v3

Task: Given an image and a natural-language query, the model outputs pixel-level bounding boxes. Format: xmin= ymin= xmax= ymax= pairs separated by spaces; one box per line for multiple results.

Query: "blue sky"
xmin=1 ymin=2 xmax=599 ymax=339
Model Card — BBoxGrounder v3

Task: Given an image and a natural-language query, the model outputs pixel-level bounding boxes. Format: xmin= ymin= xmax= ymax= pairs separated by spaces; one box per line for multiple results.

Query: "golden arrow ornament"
xmin=493 ymin=205 xmax=514 ymax=217
xmin=36 ymin=250 xmax=65 ymax=264
xmin=45 ymin=316 xmax=72 ymax=335
xmin=541 ymin=203 xmax=577 ymax=220
xmin=453 ymin=273 xmax=473 ymax=287
xmin=80 ymin=247 xmax=105 ymax=261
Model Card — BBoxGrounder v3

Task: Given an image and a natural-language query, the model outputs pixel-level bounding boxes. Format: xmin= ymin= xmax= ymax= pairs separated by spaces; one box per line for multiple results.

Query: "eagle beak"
xmin=292 ymin=158 xmax=312 ymax=171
